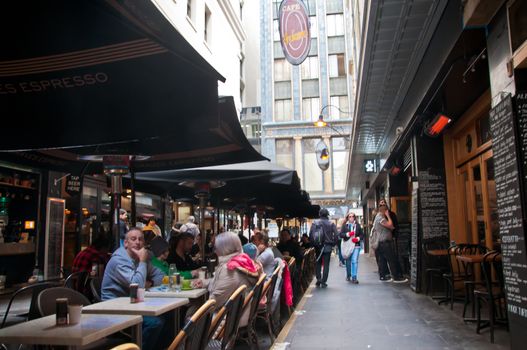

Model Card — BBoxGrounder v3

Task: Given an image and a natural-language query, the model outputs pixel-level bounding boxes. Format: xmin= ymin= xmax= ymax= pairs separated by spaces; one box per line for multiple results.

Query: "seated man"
xmin=299 ymin=233 xmax=313 ymax=249
xmin=101 ymin=228 xmax=167 ymax=350
xmin=72 ymin=235 xmax=110 ymax=273
xmin=167 ymin=232 xmax=201 ymax=278
xmin=277 ymin=228 xmax=303 ymax=263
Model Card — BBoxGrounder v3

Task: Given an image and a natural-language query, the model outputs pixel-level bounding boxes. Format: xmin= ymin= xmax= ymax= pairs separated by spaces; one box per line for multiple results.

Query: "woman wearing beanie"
xmin=339 ymin=211 xmax=364 ymax=283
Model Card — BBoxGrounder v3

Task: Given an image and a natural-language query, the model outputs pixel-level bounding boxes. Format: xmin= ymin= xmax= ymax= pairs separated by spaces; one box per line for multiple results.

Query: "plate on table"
xmin=181 ymin=287 xmax=194 ymax=291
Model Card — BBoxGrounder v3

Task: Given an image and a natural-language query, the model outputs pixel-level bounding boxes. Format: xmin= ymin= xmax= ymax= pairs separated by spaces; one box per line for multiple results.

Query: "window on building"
xmin=326 ymin=14 xmax=344 ymax=36
xmin=274 ymin=99 xmax=293 ymax=122
xmin=329 ymin=96 xmax=349 ymax=119
xmin=328 ymin=54 xmax=346 ymax=77
xmin=187 ymin=0 xmax=193 ymax=21
xmin=303 ymin=139 xmax=324 ymax=192
xmin=332 ymin=137 xmax=348 ymax=191
xmin=205 ymin=6 xmax=212 ymax=44
xmin=276 ymin=139 xmax=294 ymax=169
xmin=274 ymin=59 xmax=291 ymax=81
xmin=310 ymin=16 xmax=318 ymax=38
xmin=273 ymin=20 xmax=280 ymax=41
xmin=301 ymin=56 xmax=319 ymax=79
xmin=306 ymin=0 xmax=317 ymax=16
xmin=326 ymin=0 xmax=344 ymax=14
xmin=302 ymin=97 xmax=320 ymax=121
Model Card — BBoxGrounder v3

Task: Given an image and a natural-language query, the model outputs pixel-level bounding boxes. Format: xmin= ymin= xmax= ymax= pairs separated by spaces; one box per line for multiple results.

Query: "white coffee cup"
xmin=68 ymin=304 xmax=83 ymax=325
xmin=137 ymin=288 xmax=145 ymax=302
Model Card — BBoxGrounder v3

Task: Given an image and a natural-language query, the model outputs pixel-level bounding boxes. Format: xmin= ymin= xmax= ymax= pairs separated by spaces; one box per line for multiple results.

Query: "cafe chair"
xmin=422 ymin=239 xmax=449 ymax=296
xmin=475 ymin=251 xmax=508 ymax=343
xmin=256 ymin=265 xmax=281 ymax=342
xmin=167 ymin=299 xmax=216 ymax=350
xmin=64 ymin=270 xmax=89 ymax=293
xmin=89 ymin=277 xmax=103 ymax=302
xmin=457 ymin=244 xmax=488 ymax=319
xmin=110 ymin=344 xmax=140 ymax=350
xmin=0 ymin=282 xmax=55 ymax=329
xmin=37 ymin=287 xmax=91 ymax=317
xmin=237 ymin=274 xmax=267 ymax=350
xmin=207 ymin=285 xmax=247 ymax=350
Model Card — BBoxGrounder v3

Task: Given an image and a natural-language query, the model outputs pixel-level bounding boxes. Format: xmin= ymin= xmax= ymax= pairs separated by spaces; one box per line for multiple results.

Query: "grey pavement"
xmin=275 ymin=253 xmax=510 ymax=350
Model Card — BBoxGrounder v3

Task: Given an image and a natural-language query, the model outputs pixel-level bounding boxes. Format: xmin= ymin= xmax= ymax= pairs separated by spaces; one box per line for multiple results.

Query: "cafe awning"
xmin=0 ymin=1 xmax=265 ymax=172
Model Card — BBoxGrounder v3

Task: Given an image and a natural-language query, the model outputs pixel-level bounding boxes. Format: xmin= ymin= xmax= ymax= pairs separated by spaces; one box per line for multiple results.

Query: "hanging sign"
xmin=363 ymin=159 xmax=377 ymax=173
xmin=278 ymin=0 xmax=311 ymax=65
xmin=65 ymin=174 xmax=81 ymax=196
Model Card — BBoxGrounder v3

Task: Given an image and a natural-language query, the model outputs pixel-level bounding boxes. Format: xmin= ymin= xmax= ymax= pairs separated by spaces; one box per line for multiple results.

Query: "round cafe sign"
xmin=279 ymin=0 xmax=311 ymax=65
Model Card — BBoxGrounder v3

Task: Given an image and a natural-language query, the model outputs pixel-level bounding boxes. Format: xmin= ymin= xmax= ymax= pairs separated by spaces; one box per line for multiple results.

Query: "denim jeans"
xmin=337 ymin=240 xmax=345 ymax=264
xmin=345 ymin=245 xmax=361 ymax=279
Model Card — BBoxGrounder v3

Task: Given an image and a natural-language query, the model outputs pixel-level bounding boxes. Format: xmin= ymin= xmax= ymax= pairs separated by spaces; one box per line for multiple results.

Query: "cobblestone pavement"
xmin=273 ymin=253 xmax=510 ymax=350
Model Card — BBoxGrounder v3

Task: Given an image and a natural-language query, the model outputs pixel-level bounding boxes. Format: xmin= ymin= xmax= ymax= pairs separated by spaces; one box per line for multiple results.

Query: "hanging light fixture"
xmin=313 ymin=115 xmax=327 ymax=127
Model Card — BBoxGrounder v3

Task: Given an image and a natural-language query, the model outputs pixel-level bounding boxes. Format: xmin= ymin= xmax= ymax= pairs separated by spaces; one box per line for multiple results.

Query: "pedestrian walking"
xmin=336 ymin=218 xmax=347 ymax=267
xmin=339 ymin=211 xmax=364 ymax=283
xmin=373 ymin=203 xmax=408 ymax=283
xmin=309 ymin=208 xmax=338 ymax=288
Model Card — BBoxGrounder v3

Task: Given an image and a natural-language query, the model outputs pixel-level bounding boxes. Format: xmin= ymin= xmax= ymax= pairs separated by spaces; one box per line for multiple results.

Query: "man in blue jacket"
xmin=102 ymin=227 xmax=166 ymax=350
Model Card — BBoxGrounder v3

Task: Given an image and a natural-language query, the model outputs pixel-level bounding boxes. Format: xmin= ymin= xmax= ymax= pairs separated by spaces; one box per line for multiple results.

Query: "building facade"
xmin=259 ymin=0 xmax=358 ymax=218
xmin=152 ymin=0 xmax=246 ymax=111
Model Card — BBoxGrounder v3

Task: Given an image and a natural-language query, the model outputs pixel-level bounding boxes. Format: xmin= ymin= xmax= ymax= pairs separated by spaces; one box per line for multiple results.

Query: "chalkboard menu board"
xmin=489 ymin=94 xmax=527 ymax=344
xmin=418 ymin=169 xmax=449 ymax=239
xmin=517 ymin=91 xmax=527 ymax=191
xmin=44 ymin=198 xmax=65 ymax=280
xmin=410 ymin=187 xmax=419 ymax=291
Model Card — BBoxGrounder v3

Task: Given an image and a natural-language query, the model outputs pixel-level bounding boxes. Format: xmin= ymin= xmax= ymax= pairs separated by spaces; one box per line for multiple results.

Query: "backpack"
xmin=310 ymin=220 xmax=324 ymax=247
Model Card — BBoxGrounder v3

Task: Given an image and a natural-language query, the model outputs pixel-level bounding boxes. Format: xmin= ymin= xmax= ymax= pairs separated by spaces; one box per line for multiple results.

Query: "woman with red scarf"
xmin=339 ymin=211 xmax=364 ymax=284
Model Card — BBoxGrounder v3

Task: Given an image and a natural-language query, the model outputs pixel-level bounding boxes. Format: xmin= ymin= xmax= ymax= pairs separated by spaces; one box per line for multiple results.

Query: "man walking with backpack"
xmin=309 ymin=208 xmax=338 ymax=288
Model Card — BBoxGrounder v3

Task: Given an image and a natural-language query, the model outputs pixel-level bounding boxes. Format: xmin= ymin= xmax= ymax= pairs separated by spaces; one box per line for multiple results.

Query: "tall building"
xmin=259 ymin=0 xmax=357 ymax=218
xmin=152 ymin=0 xmax=246 ymax=111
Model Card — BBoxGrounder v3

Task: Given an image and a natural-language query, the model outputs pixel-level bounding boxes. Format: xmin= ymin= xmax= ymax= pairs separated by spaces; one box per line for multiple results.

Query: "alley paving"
xmin=273 ymin=254 xmax=510 ymax=350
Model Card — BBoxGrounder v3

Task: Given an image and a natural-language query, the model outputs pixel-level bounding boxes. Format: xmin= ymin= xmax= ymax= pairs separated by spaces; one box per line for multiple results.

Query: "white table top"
xmin=83 ymin=297 xmax=189 ymax=316
xmin=145 ymin=287 xmax=208 ymax=299
xmin=0 ymin=314 xmax=141 ymax=346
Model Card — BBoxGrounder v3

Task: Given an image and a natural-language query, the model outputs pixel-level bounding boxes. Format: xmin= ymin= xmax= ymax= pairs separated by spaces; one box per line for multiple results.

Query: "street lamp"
xmin=313 ymin=104 xmax=352 ymax=137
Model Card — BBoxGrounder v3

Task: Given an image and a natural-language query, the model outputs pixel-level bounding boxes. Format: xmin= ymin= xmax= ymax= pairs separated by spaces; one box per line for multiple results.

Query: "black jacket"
xmin=339 ymin=221 xmax=364 ymax=247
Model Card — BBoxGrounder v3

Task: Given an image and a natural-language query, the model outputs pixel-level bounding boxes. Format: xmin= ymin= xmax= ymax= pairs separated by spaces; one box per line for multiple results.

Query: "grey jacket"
xmin=101 ymin=247 xmax=164 ymax=300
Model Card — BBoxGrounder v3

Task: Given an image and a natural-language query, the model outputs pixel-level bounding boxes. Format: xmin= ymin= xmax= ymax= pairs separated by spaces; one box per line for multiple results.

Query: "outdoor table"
xmin=83 ymin=297 xmax=189 ymax=337
xmin=0 ymin=313 xmax=142 ymax=350
xmin=427 ymin=249 xmax=448 ymax=256
xmin=145 ymin=286 xmax=208 ymax=300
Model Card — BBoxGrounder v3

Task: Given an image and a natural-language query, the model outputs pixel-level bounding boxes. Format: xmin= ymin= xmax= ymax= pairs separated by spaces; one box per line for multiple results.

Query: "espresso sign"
xmin=278 ymin=0 xmax=311 ymax=65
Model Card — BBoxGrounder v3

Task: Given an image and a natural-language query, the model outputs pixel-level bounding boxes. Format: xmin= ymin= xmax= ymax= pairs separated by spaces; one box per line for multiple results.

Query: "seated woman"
xmin=167 ymin=232 xmax=201 ymax=279
xmin=208 ymin=232 xmax=260 ymax=326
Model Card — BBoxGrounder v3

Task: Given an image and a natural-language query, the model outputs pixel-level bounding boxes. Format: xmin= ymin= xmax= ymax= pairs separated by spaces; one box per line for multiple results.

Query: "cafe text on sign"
xmin=278 ymin=0 xmax=311 ymax=65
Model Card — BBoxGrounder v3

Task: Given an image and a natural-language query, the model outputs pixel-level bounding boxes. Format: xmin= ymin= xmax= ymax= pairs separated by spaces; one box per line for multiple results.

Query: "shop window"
xmin=477 ymin=113 xmax=491 ymax=146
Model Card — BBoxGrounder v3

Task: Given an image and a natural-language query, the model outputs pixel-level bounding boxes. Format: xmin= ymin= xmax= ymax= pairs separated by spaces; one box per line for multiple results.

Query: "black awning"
xmin=0 ymin=1 xmax=264 ymax=172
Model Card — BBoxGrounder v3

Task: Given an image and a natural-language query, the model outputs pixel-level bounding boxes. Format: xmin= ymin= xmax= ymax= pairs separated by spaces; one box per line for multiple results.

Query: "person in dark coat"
xmin=339 ymin=211 xmax=364 ymax=283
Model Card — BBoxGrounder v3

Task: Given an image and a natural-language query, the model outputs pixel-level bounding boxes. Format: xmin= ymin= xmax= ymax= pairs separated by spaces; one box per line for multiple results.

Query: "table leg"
xmin=132 ymin=322 xmax=142 ymax=349
xmin=174 ymin=309 xmax=180 ymax=336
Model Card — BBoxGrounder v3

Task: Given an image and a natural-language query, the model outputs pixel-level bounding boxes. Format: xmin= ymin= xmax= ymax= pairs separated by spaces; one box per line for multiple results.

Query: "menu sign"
xmin=65 ymin=174 xmax=81 ymax=196
xmin=44 ymin=198 xmax=65 ymax=280
xmin=489 ymin=94 xmax=527 ymax=345
xmin=517 ymin=91 xmax=527 ymax=191
xmin=410 ymin=187 xmax=419 ymax=291
xmin=418 ymin=169 xmax=449 ymax=239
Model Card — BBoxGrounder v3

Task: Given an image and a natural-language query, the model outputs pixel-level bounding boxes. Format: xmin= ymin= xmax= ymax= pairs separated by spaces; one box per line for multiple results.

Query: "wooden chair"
xmin=256 ymin=265 xmax=281 ymax=342
xmin=168 ymin=299 xmax=216 ymax=350
xmin=421 ymin=238 xmax=449 ymax=296
xmin=37 ymin=287 xmax=91 ymax=316
xmin=207 ymin=285 xmax=247 ymax=350
xmin=0 ymin=282 xmax=55 ymax=329
xmin=475 ymin=251 xmax=507 ymax=343
xmin=237 ymin=274 xmax=266 ymax=350
xmin=110 ymin=343 xmax=140 ymax=350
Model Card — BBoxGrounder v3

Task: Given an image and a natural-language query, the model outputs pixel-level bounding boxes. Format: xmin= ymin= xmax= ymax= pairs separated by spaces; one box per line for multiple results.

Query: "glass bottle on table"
xmin=169 ymin=264 xmax=177 ymax=290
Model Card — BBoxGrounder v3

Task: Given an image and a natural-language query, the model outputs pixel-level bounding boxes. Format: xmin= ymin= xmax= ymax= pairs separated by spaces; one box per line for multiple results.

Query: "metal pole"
xmin=198 ymin=195 xmax=207 ymax=259
xmin=130 ymin=168 xmax=137 ymax=227
xmin=110 ymin=175 xmax=122 ymax=251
